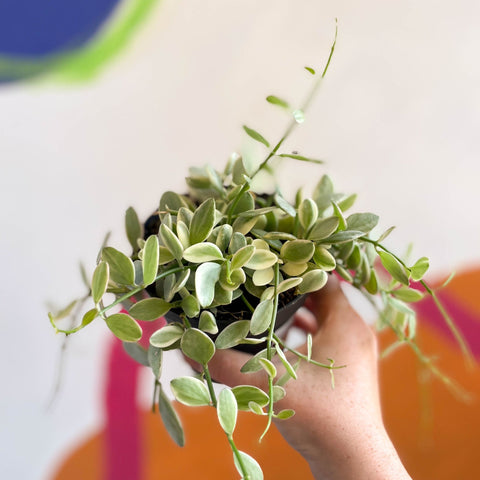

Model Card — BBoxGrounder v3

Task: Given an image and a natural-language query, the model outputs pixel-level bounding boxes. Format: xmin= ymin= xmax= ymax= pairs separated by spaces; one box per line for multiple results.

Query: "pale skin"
xmin=194 ymin=277 xmax=413 ymax=480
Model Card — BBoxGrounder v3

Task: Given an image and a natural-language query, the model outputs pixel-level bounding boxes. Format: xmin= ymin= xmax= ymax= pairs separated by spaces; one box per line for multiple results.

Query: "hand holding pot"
xmin=203 ymin=277 xmax=413 ymax=480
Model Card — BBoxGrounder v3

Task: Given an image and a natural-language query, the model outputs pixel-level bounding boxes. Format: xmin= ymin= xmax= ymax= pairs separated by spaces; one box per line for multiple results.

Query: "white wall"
xmin=1 ymin=1 xmax=479 ymax=478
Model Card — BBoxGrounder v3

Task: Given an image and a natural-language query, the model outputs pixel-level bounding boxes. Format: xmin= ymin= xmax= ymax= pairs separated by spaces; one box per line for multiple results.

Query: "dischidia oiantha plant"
xmin=49 ymin=26 xmax=471 ymax=480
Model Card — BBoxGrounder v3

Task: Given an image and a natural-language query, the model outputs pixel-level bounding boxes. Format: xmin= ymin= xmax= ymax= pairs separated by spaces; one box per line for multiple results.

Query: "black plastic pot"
xmin=164 ymin=293 xmax=307 ymax=354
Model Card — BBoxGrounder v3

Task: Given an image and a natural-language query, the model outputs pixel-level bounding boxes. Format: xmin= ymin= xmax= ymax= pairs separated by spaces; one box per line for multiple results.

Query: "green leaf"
xmin=378 ymin=251 xmax=410 ymax=286
xmin=159 ymin=246 xmax=175 ymax=265
xmin=240 ymin=348 xmax=268 ymax=373
xmin=304 ymin=66 xmax=316 ymax=75
xmin=215 ymin=320 xmax=250 ymax=349
xmin=231 ymin=245 xmax=255 ymax=270
xmin=170 ymin=376 xmax=211 ymax=406
xmin=275 ymin=409 xmax=295 ymax=420
xmin=160 ymin=191 xmax=190 ymax=213
xmin=248 ymin=401 xmax=265 ymax=415
xmin=274 ymin=344 xmax=297 ymax=380
xmin=189 ymin=198 xmax=216 ymax=244
xmin=273 ymin=385 xmax=286 ymax=402
xmin=365 ymin=269 xmax=379 ymax=294
xmin=337 ymin=193 xmax=357 ymax=212
xmin=298 ymin=198 xmax=319 ymax=231
xmin=142 ymin=235 xmax=159 ymax=286
xmin=308 ymin=216 xmax=339 ymax=241
xmin=171 ymin=269 xmax=191 ymax=296
xmin=312 ymin=175 xmax=334 ymax=211
xmin=250 ymin=299 xmax=274 ymax=335
xmin=81 ymin=308 xmax=98 ymax=327
xmin=321 ymin=230 xmax=365 ymax=244
xmin=232 ymin=216 xmax=259 ymax=235
xmin=273 ymin=193 xmax=296 ymax=217
xmin=129 ymin=298 xmax=171 ymax=321
xmin=392 ymin=287 xmax=424 ymax=303
xmin=243 ymin=125 xmax=270 ymax=148
xmin=125 ymin=207 xmax=142 ymax=251
xmin=234 ymin=451 xmax=264 ymax=480
xmin=105 ymin=313 xmax=142 ymax=342
xmin=297 ymin=269 xmax=328 ymax=294
xmin=102 ymin=246 xmax=135 ymax=285
xmin=232 ymin=385 xmax=269 ymax=411
xmin=278 ymin=153 xmax=323 ymax=164
xmin=181 ymin=295 xmax=200 ymax=318
xmin=263 ymin=231 xmax=297 ymax=241
xmin=331 ymin=200 xmax=347 ymax=231
xmin=377 ymin=226 xmax=396 ymax=243
xmin=280 ymin=240 xmax=315 ymax=264
xmin=259 ymin=358 xmax=277 ymax=378
xmin=215 ymin=224 xmax=233 ymax=251
xmin=181 ymin=328 xmax=215 ymax=364
xmin=266 ymin=95 xmax=289 ymax=108
xmin=199 ymin=311 xmax=218 ymax=334
xmin=160 ymin=224 xmax=184 ymax=263
xmin=123 ymin=342 xmax=149 ymax=366
xmin=195 ymin=262 xmax=221 ymax=307
xmin=244 ymin=249 xmax=278 ymax=270
xmin=176 ymin=221 xmax=190 ymax=249
xmin=252 ymin=267 xmax=274 ymax=286
xmin=313 ymin=245 xmax=336 ymax=271
xmin=183 ymin=243 xmax=224 ymax=263
xmin=217 ymin=388 xmax=238 ymax=435
xmin=410 ymin=257 xmax=429 ymax=281
xmin=92 ymin=261 xmax=109 ymax=304
xmin=150 ymin=324 xmax=184 ymax=348
xmin=158 ymin=383 xmax=185 ymax=446
xmin=148 ymin=345 xmax=163 ymax=379
xmin=346 ymin=213 xmax=379 ymax=233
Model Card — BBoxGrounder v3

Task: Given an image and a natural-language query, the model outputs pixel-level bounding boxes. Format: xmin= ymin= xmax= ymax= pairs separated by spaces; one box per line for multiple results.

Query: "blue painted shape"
xmin=0 ymin=0 xmax=122 ymax=57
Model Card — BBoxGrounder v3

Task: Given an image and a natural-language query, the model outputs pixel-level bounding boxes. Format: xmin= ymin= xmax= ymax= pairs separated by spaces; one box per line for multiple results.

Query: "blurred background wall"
xmin=1 ymin=1 xmax=479 ymax=479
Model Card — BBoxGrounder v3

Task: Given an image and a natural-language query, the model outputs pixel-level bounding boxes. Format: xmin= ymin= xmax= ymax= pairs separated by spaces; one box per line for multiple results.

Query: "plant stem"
xmin=251 ymin=20 xmax=338 ymax=180
xmin=227 ymin=434 xmax=250 ymax=479
xmin=203 ymin=364 xmax=217 ymax=407
xmin=360 ymin=236 xmax=473 ymax=364
xmin=260 ymin=263 xmax=280 ymax=442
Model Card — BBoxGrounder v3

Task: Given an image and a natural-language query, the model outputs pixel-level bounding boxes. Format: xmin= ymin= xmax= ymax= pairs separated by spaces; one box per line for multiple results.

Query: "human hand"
xmin=199 ymin=276 xmax=412 ymax=480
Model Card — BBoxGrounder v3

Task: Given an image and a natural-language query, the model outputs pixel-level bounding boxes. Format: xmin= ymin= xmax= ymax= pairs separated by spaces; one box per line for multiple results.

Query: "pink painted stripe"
xmin=415 ymin=291 xmax=480 ymax=359
xmin=104 ymin=316 xmax=166 ymax=480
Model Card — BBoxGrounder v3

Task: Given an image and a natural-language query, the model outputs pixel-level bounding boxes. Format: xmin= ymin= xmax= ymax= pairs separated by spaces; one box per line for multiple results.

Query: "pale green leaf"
xmin=304 ymin=66 xmax=316 ymax=75
xmin=160 ymin=224 xmax=184 ymax=263
xmin=92 ymin=261 xmax=109 ymax=304
xmin=181 ymin=295 xmax=200 ymax=318
xmin=231 ymin=245 xmax=255 ymax=270
xmin=150 ymin=324 xmax=184 ymax=348
xmin=240 ymin=349 xmax=268 ymax=373
xmin=274 ymin=193 xmax=296 ymax=217
xmin=259 ymin=358 xmax=277 ymax=378
xmin=81 ymin=308 xmax=98 ymax=327
xmin=392 ymin=287 xmax=424 ymax=303
xmin=170 ymin=376 xmax=211 ymax=406
xmin=215 ymin=320 xmax=250 ymax=349
xmin=266 ymin=95 xmax=289 ymax=108
xmin=321 ymin=230 xmax=365 ymax=244
xmin=183 ymin=243 xmax=224 ymax=263
xmin=232 ymin=385 xmax=269 ymax=411
xmin=199 ymin=311 xmax=218 ymax=334
xmin=125 ymin=207 xmax=142 ymax=251
xmin=105 ymin=313 xmax=142 ymax=342
xmin=123 ymin=342 xmax=149 ymax=366
xmin=292 ymin=109 xmax=305 ymax=123
xmin=181 ymin=328 xmax=215 ymax=364
xmin=252 ymin=267 xmax=274 ymax=286
xmin=243 ymin=125 xmax=270 ymax=148
xmin=142 ymin=235 xmax=159 ymax=286
xmin=250 ymin=299 xmax=274 ymax=335
xmin=313 ymin=245 xmax=336 ymax=271
xmin=190 ymin=198 xmax=216 ymax=244
xmin=102 ymin=246 xmax=135 ymax=285
xmin=217 ymin=388 xmax=238 ymax=435
xmin=275 ymin=409 xmax=295 ymax=420
xmin=158 ymin=383 xmax=185 ymax=446
xmin=298 ymin=198 xmax=318 ymax=231
xmin=346 ymin=213 xmax=379 ymax=233
xmin=148 ymin=345 xmax=163 ymax=379
xmin=129 ymin=298 xmax=171 ymax=321
xmin=245 ymin=249 xmax=278 ymax=270
xmin=312 ymin=175 xmax=334 ymax=211
xmin=378 ymin=251 xmax=410 ymax=286
xmin=278 ymin=153 xmax=323 ymax=164
xmin=195 ymin=262 xmax=221 ymax=307
xmin=274 ymin=343 xmax=297 ymax=379
xmin=410 ymin=257 xmax=429 ymax=281
xmin=308 ymin=216 xmax=339 ymax=241
xmin=234 ymin=451 xmax=264 ymax=480
xmin=297 ymin=269 xmax=328 ymax=294
xmin=280 ymin=240 xmax=315 ymax=264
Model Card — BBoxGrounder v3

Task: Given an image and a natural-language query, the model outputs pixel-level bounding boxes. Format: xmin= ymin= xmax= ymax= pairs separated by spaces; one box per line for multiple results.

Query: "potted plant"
xmin=49 ymin=29 xmax=470 ymax=479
